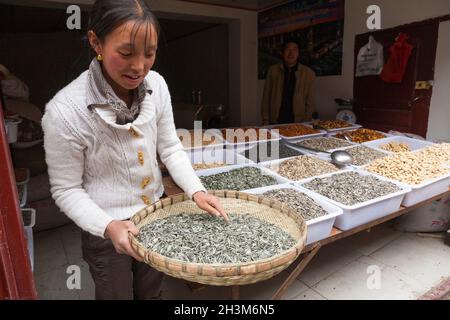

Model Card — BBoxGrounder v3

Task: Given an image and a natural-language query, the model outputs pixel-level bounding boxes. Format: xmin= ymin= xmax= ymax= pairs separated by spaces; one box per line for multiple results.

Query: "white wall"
xmin=427 ymin=20 xmax=450 ymax=142
xmin=258 ymin=0 xmax=450 ymax=138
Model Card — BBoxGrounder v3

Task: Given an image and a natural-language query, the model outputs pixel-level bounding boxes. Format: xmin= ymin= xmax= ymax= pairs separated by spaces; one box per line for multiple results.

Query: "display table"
xmin=162 ymin=173 xmax=449 ymax=300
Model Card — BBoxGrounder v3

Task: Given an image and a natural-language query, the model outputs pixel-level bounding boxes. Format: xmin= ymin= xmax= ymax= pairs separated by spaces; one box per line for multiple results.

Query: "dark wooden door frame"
xmin=0 ymin=90 xmax=37 ymax=299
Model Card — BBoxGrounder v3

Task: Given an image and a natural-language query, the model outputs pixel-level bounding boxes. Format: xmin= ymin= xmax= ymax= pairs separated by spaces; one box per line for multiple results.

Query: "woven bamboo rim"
xmin=129 ymin=190 xmax=307 ymax=286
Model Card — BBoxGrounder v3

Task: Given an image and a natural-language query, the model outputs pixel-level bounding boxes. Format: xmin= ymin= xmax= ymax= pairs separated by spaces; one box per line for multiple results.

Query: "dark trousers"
xmin=81 ymin=230 xmax=164 ymax=300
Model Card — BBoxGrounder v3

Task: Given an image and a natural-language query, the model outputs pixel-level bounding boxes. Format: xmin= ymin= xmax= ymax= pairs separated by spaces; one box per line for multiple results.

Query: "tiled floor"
xmin=33 ymin=221 xmax=450 ymax=300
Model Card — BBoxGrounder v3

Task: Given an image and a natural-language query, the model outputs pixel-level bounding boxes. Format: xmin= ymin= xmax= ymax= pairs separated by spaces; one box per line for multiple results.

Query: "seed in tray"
xmin=137 ymin=213 xmax=296 ymax=264
xmin=334 ymin=128 xmax=386 ymax=143
xmin=295 ymin=137 xmax=353 ymax=152
xmin=192 ymin=162 xmax=226 ymax=170
xmin=240 ymin=140 xmax=302 ymax=162
xmin=274 ymin=124 xmax=319 ymax=137
xmin=344 ymin=146 xmax=387 ymax=166
xmin=268 ymin=156 xmax=339 ymax=180
xmin=379 ymin=142 xmax=411 ymax=153
xmin=200 ymin=166 xmax=278 ymax=190
xmin=302 ymin=172 xmax=401 ymax=206
xmin=261 ymin=188 xmax=328 ymax=221
xmin=315 ymin=120 xmax=352 ymax=129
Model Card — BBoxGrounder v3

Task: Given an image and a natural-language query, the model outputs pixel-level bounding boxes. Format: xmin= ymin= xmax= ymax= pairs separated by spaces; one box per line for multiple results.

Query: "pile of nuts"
xmin=379 ymin=142 xmax=411 ymax=153
xmin=267 ymin=156 xmax=340 ymax=181
xmin=417 ymin=143 xmax=450 ymax=164
xmin=273 ymin=124 xmax=319 ymax=137
xmin=315 ymin=120 xmax=352 ymax=129
xmin=334 ymin=128 xmax=386 ymax=143
xmin=221 ymin=128 xmax=272 ymax=143
xmin=366 ymin=151 xmax=450 ymax=185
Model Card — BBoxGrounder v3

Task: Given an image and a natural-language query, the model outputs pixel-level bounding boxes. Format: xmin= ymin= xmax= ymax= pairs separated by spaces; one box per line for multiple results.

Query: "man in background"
xmin=261 ymin=40 xmax=316 ymax=125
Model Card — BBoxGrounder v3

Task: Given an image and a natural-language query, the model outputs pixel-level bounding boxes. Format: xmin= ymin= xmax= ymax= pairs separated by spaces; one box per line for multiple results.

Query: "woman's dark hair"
xmin=88 ymin=0 xmax=160 ymax=52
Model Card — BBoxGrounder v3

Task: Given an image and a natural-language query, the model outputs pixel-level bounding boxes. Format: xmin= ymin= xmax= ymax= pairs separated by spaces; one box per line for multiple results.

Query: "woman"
xmin=42 ymin=0 xmax=228 ymax=300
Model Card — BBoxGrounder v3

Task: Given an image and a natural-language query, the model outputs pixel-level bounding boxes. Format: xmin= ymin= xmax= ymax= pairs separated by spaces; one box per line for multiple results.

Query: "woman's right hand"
xmin=104 ymin=220 xmax=143 ymax=261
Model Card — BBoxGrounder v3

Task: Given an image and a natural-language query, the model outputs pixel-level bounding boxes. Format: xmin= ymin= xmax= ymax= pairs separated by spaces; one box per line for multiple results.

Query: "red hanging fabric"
xmin=380 ymin=33 xmax=414 ymax=83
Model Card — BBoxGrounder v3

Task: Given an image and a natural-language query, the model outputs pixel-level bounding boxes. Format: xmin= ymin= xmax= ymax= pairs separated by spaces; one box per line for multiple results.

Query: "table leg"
xmin=272 ymin=244 xmax=322 ymax=300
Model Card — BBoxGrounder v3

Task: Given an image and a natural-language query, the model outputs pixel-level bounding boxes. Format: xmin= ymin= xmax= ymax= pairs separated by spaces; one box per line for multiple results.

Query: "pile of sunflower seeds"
xmin=302 ymin=172 xmax=401 ymax=206
xmin=261 ymin=188 xmax=328 ymax=221
xmin=345 ymin=146 xmax=388 ymax=166
xmin=240 ymin=141 xmax=302 ymax=162
xmin=137 ymin=213 xmax=296 ymax=263
xmin=295 ymin=137 xmax=353 ymax=152
xmin=200 ymin=167 xmax=278 ymax=190
xmin=268 ymin=156 xmax=339 ymax=180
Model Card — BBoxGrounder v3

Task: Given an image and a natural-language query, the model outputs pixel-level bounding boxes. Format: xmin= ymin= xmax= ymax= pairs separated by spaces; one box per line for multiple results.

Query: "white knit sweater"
xmin=42 ymin=69 xmax=206 ymax=238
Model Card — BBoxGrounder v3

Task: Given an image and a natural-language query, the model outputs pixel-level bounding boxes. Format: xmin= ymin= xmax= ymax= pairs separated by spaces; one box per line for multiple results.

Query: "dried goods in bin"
xmin=366 ymin=150 xmax=450 ymax=185
xmin=192 ymin=162 xmax=227 ymax=170
xmin=302 ymin=172 xmax=401 ymax=206
xmin=379 ymin=142 xmax=411 ymax=153
xmin=200 ymin=167 xmax=278 ymax=190
xmin=221 ymin=128 xmax=272 ymax=143
xmin=334 ymin=128 xmax=385 ymax=143
xmin=178 ymin=130 xmax=221 ymax=148
xmin=262 ymin=188 xmax=328 ymax=221
xmin=240 ymin=141 xmax=302 ymax=163
xmin=295 ymin=137 xmax=352 ymax=152
xmin=344 ymin=146 xmax=388 ymax=166
xmin=267 ymin=156 xmax=339 ymax=181
xmin=315 ymin=120 xmax=353 ymax=130
xmin=274 ymin=124 xmax=319 ymax=137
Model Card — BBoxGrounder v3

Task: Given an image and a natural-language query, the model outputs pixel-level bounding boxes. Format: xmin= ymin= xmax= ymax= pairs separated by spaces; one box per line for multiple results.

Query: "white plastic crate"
xmin=329 ymin=130 xmax=392 ymax=141
xmin=245 ymin=183 xmax=343 ymax=245
xmin=259 ymin=155 xmax=343 ymax=183
xmin=185 ymin=147 xmax=253 ymax=170
xmin=394 ymin=172 xmax=450 ymax=207
xmin=282 ymin=136 xmax=358 ymax=154
xmin=222 ymin=128 xmax=281 ymax=152
xmin=302 ymin=121 xmax=362 ymax=133
xmin=363 ymin=136 xmax=435 ymax=154
xmin=297 ymin=169 xmax=411 ymax=231
xmin=177 ymin=128 xmax=225 ymax=152
xmin=262 ymin=123 xmax=327 ymax=141
xmin=196 ymin=163 xmax=290 ymax=191
xmin=22 ymin=208 xmax=36 ymax=272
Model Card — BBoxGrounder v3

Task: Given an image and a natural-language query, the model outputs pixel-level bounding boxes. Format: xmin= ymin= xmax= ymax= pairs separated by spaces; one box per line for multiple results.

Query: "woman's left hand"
xmin=193 ymin=191 xmax=229 ymax=222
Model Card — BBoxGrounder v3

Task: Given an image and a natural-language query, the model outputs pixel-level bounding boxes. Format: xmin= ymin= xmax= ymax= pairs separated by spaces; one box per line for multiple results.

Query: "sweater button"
xmin=129 ymin=127 xmax=139 ymax=137
xmin=138 ymin=150 xmax=144 ymax=165
xmin=141 ymin=177 xmax=152 ymax=189
xmin=141 ymin=195 xmax=151 ymax=206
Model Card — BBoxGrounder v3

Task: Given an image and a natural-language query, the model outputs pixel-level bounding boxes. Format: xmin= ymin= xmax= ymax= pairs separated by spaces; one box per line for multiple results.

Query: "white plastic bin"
xmin=177 ymin=128 xmax=225 ymax=152
xmin=185 ymin=147 xmax=252 ymax=170
xmin=196 ymin=163 xmax=290 ymax=191
xmin=223 ymin=129 xmax=281 ymax=152
xmin=398 ymin=172 xmax=450 ymax=207
xmin=363 ymin=136 xmax=435 ymax=153
xmin=246 ymin=183 xmax=343 ymax=245
xmin=259 ymin=155 xmax=343 ymax=183
xmin=297 ymin=170 xmax=411 ymax=231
